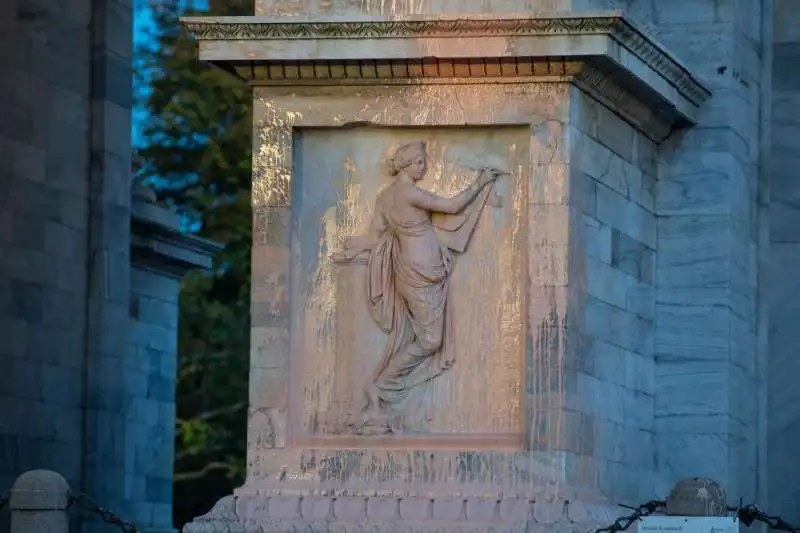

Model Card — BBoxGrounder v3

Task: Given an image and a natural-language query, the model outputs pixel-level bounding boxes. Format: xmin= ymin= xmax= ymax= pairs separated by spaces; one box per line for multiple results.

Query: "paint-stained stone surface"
xmin=228 ymin=82 xmax=661 ymax=508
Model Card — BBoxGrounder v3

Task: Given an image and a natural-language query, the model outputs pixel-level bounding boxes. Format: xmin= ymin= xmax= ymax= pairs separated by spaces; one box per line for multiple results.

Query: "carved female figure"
xmin=335 ymin=142 xmax=503 ymax=434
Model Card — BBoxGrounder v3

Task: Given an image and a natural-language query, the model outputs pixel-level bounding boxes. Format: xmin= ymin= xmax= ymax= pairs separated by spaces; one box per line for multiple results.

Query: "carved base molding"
xmin=183 ymin=494 xmax=623 ymax=533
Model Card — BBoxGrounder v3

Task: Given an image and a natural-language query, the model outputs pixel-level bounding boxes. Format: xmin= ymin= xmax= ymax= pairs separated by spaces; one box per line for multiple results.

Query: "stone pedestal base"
xmin=183 ymin=494 xmax=623 ymax=533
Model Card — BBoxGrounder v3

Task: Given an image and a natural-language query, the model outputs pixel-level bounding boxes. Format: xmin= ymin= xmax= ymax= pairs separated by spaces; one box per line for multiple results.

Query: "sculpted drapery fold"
xmin=333 ymin=142 xmax=503 ymax=435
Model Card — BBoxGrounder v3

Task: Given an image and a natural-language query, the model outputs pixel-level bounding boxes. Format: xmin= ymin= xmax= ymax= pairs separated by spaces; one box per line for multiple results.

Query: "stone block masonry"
xmin=127 ymin=268 xmax=181 ymax=532
xmin=768 ymin=0 xmax=800 ymax=523
xmin=647 ymin=0 xmax=767 ymax=506
xmin=569 ymin=89 xmax=658 ymax=503
xmin=0 ymin=4 xmax=220 ymax=533
xmin=127 ymin=192 xmax=222 ymax=533
xmin=0 ymin=4 xmax=95 ymax=533
xmin=82 ymin=0 xmax=137 ymax=531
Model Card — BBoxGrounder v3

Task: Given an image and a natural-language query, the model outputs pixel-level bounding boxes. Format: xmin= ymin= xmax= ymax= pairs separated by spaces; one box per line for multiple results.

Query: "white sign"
xmin=639 ymin=516 xmax=739 ymax=533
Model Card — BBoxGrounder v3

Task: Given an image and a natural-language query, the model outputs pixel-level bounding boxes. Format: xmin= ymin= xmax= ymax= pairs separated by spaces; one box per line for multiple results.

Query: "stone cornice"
xmin=131 ymin=199 xmax=223 ymax=278
xmin=181 ymin=12 xmax=710 ymax=108
xmin=211 ymin=57 xmax=680 ymax=139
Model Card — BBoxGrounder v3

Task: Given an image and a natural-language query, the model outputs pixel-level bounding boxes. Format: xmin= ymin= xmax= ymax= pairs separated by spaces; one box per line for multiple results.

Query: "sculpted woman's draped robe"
xmin=335 ymin=178 xmax=497 ymax=432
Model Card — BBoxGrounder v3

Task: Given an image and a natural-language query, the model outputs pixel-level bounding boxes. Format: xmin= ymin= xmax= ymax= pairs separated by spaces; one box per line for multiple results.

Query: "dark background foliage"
xmin=134 ymin=0 xmax=252 ymax=527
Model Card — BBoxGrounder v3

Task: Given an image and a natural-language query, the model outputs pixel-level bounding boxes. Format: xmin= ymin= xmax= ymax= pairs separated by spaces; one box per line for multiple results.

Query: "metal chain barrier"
xmin=596 ymin=500 xmax=666 ymax=533
xmin=68 ymin=492 xmax=140 ymax=533
xmin=736 ymin=504 xmax=800 ymax=533
xmin=596 ymin=501 xmax=800 ymax=533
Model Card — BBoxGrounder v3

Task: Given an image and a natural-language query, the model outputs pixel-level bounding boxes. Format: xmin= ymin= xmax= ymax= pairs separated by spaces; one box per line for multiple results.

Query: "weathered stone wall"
xmin=83 ymin=0 xmax=135 ymax=530
xmin=650 ymin=0 xmax=767 ymax=505
xmin=768 ymin=0 xmax=800 ymax=522
xmin=128 ymin=267 xmax=181 ymax=533
xmin=0 ymin=0 xmax=135 ymax=532
xmin=127 ymin=194 xmax=219 ymax=533
xmin=570 ymin=89 xmax=658 ymax=503
xmin=0 ymin=0 xmax=94 ymax=516
xmin=570 ymin=0 xmax=771 ymax=511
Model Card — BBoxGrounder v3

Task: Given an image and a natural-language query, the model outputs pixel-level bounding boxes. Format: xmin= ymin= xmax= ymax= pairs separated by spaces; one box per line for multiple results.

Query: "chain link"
xmin=597 ymin=500 xmax=800 ymax=533
xmin=733 ymin=504 xmax=800 ymax=533
xmin=68 ymin=492 xmax=140 ymax=533
xmin=595 ymin=500 xmax=666 ymax=533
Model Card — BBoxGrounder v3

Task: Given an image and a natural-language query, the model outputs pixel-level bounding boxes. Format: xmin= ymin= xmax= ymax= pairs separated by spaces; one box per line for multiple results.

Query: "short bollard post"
xmin=9 ymin=470 xmax=70 ymax=533
xmin=638 ymin=478 xmax=736 ymax=533
xmin=665 ymin=477 xmax=728 ymax=516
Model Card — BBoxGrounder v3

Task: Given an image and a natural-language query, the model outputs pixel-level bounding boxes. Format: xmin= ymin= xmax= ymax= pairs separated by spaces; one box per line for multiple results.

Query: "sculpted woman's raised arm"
xmin=407 ymin=168 xmax=500 ymax=214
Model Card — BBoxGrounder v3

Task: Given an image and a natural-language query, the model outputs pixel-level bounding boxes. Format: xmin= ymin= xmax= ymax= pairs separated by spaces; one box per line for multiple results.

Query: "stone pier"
xmin=177 ymin=2 xmax=757 ymax=529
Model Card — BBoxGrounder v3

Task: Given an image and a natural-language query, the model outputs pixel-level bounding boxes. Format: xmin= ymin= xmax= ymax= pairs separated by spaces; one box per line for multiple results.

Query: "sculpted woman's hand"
xmin=478 ymin=167 xmax=503 ymax=187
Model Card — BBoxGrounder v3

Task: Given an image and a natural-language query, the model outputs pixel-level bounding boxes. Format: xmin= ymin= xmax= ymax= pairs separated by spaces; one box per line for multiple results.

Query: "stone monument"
xmin=180 ymin=4 xmax=711 ymax=532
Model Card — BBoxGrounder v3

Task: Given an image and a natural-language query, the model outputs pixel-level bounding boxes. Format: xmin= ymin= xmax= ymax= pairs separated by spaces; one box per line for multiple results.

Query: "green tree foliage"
xmin=134 ymin=0 xmax=253 ymax=527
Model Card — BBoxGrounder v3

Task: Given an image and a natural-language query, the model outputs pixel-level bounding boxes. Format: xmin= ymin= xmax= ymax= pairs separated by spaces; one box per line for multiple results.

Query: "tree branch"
xmin=174 ymin=462 xmax=232 ymax=482
xmin=177 ymin=401 xmax=246 ymax=424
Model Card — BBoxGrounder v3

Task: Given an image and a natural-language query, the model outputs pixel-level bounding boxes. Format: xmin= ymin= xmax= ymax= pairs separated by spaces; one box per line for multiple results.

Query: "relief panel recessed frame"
xmin=249 ymin=83 xmax=568 ymax=453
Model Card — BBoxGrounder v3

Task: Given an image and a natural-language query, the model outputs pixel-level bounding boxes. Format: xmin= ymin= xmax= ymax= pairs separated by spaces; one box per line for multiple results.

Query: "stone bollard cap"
xmin=665 ymin=477 xmax=727 ymax=517
xmin=10 ymin=470 xmax=70 ymax=511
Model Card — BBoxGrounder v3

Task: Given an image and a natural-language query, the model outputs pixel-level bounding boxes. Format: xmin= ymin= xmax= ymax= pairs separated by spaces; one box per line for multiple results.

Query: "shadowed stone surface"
xmin=0 ymin=3 xmax=219 ymax=531
xmin=768 ymin=0 xmax=800 ymax=524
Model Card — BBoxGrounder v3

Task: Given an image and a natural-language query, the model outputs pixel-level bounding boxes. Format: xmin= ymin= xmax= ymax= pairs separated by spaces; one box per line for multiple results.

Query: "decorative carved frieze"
xmin=181 ymin=13 xmax=710 ymax=107
xmin=225 ymin=57 xmax=584 ymax=83
xmin=184 ymin=15 xmax=629 ymax=41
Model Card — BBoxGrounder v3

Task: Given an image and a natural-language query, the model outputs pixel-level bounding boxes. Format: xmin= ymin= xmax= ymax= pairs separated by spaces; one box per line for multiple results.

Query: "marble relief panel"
xmin=289 ymin=127 xmax=528 ymax=442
